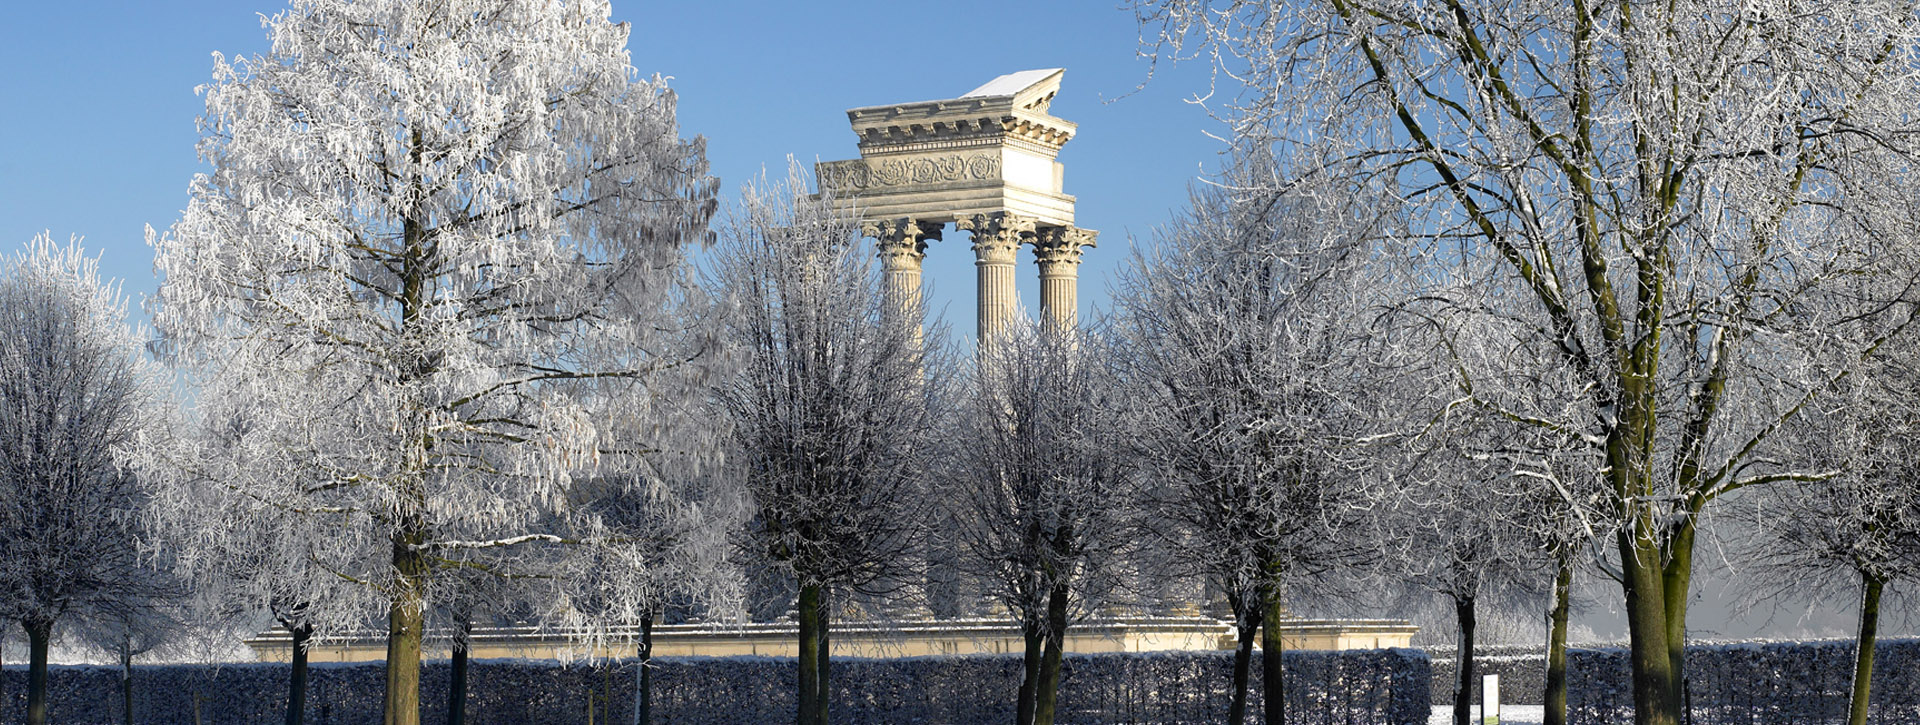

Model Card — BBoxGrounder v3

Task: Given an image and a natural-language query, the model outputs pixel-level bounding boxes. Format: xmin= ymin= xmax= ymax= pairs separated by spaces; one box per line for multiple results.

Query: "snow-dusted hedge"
xmin=649 ymin=649 xmax=1431 ymax=724
xmin=0 ymin=648 xmax=1431 ymax=724
xmin=1425 ymin=645 xmax=1547 ymax=705
xmin=1567 ymin=639 xmax=1920 ymax=724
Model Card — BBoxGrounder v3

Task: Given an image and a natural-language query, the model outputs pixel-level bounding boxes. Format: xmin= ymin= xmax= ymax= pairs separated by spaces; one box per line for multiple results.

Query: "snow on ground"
xmin=1430 ymin=705 xmax=1546 ymax=725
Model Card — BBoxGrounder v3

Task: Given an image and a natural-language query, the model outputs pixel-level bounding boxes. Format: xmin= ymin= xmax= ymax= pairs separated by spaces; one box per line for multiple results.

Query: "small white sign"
xmin=1481 ymin=673 xmax=1500 ymax=725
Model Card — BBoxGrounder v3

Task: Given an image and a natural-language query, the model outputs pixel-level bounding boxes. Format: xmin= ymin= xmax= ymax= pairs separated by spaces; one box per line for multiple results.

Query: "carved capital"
xmin=957 ymin=212 xmax=1034 ymax=264
xmin=863 ymin=218 xmax=943 ymax=266
xmin=1032 ymin=226 xmax=1098 ymax=269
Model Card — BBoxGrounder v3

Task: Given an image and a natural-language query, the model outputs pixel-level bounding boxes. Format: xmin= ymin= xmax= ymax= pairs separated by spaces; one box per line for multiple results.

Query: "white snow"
xmin=961 ymin=69 xmax=1061 ymax=98
xmin=1431 ymin=705 xmax=1546 ymax=725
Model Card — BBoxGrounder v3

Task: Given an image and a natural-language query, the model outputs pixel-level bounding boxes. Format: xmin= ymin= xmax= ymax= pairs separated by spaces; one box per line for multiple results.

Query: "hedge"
xmin=0 ymin=648 xmax=1431 ymax=724
xmin=1567 ymin=639 xmax=1920 ymax=724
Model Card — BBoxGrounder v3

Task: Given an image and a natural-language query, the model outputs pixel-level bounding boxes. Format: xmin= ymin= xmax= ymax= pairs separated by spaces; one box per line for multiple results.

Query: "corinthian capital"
xmin=1032 ymin=226 xmax=1098 ymax=267
xmin=957 ymin=212 xmax=1035 ymax=264
xmin=863 ymin=218 xmax=943 ymax=265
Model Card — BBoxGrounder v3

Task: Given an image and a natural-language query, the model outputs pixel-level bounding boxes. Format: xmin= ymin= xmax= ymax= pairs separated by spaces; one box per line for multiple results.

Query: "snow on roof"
xmin=961 ymin=68 xmax=1064 ymax=99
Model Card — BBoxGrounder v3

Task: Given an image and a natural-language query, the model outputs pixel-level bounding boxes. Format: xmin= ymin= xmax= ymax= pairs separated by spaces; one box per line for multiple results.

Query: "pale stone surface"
xmin=1033 ymin=227 xmax=1097 ymax=330
xmin=957 ymin=211 xmax=1034 ymax=345
xmin=244 ymin=617 xmax=1418 ymax=662
xmin=818 ymin=69 xmax=1098 ymax=349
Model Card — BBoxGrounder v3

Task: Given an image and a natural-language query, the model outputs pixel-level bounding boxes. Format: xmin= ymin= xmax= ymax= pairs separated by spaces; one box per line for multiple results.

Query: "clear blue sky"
xmin=0 ymin=0 xmax=1232 ymax=340
xmin=0 ymin=0 xmax=1878 ymax=643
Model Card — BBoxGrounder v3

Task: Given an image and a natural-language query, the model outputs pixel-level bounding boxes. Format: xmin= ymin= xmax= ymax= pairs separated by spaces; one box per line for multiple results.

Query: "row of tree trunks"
xmin=796 ymin=583 xmax=827 ymax=725
xmin=636 ymin=612 xmax=653 ymax=725
xmin=383 ymin=520 xmax=429 ymax=725
xmin=27 ymin=618 xmax=51 ymax=725
xmin=120 ymin=637 xmax=134 ymax=725
xmin=449 ymin=617 xmax=471 ymax=725
xmin=1031 ymin=583 xmax=1070 ymax=725
xmin=1545 ymin=557 xmax=1573 ymax=725
xmin=1227 ymin=617 xmax=1258 ymax=725
xmin=1259 ymin=585 xmax=1286 ymax=725
xmin=1453 ymin=595 xmax=1476 ymax=725
xmin=287 ymin=623 xmax=312 ymax=725
xmin=1849 ymin=573 xmax=1885 ymax=725
xmin=1017 ymin=616 xmax=1043 ymax=725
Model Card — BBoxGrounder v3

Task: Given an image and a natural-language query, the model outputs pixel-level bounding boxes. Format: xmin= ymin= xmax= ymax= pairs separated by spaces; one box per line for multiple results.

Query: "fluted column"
xmin=863 ymin=218 xmax=941 ymax=345
xmin=958 ymin=212 xmax=1034 ymax=348
xmin=1032 ymin=227 xmax=1097 ymax=330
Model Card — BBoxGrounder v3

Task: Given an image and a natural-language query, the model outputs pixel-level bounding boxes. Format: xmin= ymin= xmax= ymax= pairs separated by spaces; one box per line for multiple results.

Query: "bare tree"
xmin=710 ymin=167 xmax=940 ymax=725
xmin=0 ymin=235 xmax=169 ymax=725
xmin=1114 ymin=159 xmax=1389 ymax=725
xmin=1381 ymin=354 xmax=1551 ymax=725
xmin=946 ymin=319 xmax=1135 ymax=725
xmin=1134 ymin=3 xmax=1920 ymax=722
xmin=146 ymin=2 xmax=720 ymax=722
xmin=1745 ymin=327 xmax=1920 ymax=725
xmin=1396 ymin=293 xmax=1610 ymax=725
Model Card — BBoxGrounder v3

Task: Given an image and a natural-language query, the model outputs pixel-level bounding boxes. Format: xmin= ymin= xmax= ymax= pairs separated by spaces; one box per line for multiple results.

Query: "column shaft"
xmin=865 ymin=218 xmax=940 ymax=349
xmin=1032 ymin=227 xmax=1097 ymax=331
xmin=959 ymin=213 xmax=1034 ymax=348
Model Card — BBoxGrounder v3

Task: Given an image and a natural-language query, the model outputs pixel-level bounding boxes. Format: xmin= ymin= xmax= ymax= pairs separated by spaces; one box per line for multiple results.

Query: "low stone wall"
xmin=0 ymin=649 xmax=1433 ymax=725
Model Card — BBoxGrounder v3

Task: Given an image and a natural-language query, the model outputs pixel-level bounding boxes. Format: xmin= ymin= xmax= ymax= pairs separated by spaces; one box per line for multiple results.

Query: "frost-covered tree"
xmin=1747 ymin=328 xmax=1920 ymax=725
xmin=1383 ymin=372 xmax=1550 ymax=725
xmin=1392 ymin=293 xmax=1608 ymax=725
xmin=0 ymin=236 xmax=168 ymax=725
xmin=947 ymin=319 xmax=1134 ymax=725
xmin=147 ymin=1 xmax=719 ymax=722
xmin=711 ymin=169 xmax=939 ymax=725
xmin=150 ymin=370 xmax=367 ymax=725
xmin=1114 ymin=161 xmax=1389 ymax=725
xmin=1135 ymin=3 xmax=1920 ymax=722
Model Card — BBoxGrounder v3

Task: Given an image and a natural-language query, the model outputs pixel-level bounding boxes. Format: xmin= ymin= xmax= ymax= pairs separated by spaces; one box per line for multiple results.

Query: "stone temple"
xmin=817 ymin=68 xmax=1097 ymax=340
xmin=247 ymin=70 xmax=1416 ymax=663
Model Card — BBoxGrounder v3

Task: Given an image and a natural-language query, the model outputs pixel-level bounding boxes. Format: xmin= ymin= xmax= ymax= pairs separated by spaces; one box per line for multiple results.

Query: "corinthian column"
xmin=1032 ymin=227 xmax=1097 ymax=330
xmin=957 ymin=212 xmax=1034 ymax=348
xmin=863 ymin=218 xmax=942 ymax=323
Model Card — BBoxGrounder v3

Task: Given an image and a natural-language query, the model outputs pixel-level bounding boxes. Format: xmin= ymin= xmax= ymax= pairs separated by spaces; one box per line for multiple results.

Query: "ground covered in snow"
xmin=1430 ymin=705 xmax=1546 ymax=725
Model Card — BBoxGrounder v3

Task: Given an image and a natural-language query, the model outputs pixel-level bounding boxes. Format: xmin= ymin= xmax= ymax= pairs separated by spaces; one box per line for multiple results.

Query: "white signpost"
xmin=1482 ymin=673 xmax=1501 ymax=724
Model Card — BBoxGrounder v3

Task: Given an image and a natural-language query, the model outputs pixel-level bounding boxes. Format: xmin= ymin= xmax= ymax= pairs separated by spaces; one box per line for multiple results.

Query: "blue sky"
xmin=0 ymin=0 xmax=1232 ymax=340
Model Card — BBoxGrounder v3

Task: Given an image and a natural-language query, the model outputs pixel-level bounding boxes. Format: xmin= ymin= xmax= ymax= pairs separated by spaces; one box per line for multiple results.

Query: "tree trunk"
xmin=287 ymin=623 xmax=312 ymax=725
xmin=796 ymin=583 xmax=825 ymax=725
xmin=635 ymin=612 xmax=653 ymax=725
xmin=1017 ymin=614 xmax=1042 ymax=725
xmin=121 ymin=636 xmax=134 ymax=725
xmin=384 ymin=528 xmax=428 ymax=725
xmin=1661 ymin=523 xmax=1695 ymax=725
xmin=1544 ymin=556 xmax=1573 ymax=725
xmin=26 ymin=618 xmax=51 ymax=725
xmin=1454 ymin=595 xmax=1476 ymax=725
xmin=1032 ymin=583 xmax=1070 ymax=725
xmin=1259 ymin=582 xmax=1286 ymax=725
xmin=1848 ymin=572 xmax=1884 ymax=725
xmin=1228 ymin=619 xmax=1258 ymax=725
xmin=449 ymin=616 xmax=470 ymax=725
xmin=816 ymin=590 xmax=831 ymax=722
xmin=1619 ymin=526 xmax=1682 ymax=725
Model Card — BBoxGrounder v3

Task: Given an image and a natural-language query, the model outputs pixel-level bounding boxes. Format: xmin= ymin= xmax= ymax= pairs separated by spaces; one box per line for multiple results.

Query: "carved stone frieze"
xmin=818 ymin=153 xmax=1002 ymax=193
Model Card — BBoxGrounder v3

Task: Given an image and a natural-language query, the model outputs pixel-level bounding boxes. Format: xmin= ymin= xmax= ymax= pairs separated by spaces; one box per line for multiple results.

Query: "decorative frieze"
xmin=819 ymin=153 xmax=1002 ymax=193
